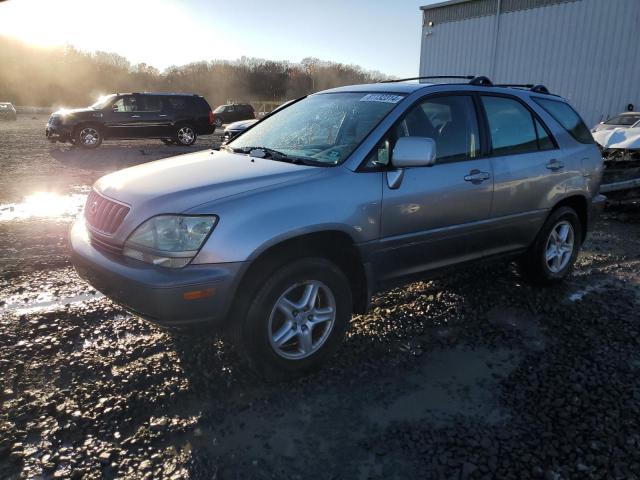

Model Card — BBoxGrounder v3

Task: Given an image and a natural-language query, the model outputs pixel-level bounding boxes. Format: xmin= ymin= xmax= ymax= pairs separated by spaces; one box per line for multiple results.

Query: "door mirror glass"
xmin=392 ymin=137 xmax=436 ymax=168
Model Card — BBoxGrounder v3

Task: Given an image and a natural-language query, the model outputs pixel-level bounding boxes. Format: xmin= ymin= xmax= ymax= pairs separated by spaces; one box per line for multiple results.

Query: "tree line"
xmin=0 ymin=36 xmax=389 ymax=109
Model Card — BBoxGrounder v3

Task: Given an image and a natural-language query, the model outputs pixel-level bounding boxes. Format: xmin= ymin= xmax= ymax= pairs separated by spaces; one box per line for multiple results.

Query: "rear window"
xmin=533 ymin=98 xmax=593 ymax=144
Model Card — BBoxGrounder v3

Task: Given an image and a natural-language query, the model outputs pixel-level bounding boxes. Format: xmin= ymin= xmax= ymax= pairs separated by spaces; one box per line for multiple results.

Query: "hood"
xmin=226 ymin=119 xmax=258 ymax=131
xmin=51 ymin=107 xmax=96 ymax=116
xmin=94 ymin=149 xmax=321 ymax=215
xmin=593 ymin=127 xmax=640 ymax=150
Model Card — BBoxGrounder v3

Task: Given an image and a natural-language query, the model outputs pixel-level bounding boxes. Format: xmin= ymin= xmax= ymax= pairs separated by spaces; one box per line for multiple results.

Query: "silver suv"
xmin=71 ymin=76 xmax=605 ymax=379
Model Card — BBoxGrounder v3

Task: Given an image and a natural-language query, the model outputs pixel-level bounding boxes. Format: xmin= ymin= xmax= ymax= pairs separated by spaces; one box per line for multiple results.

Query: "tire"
xmin=74 ymin=124 xmax=102 ymax=149
xmin=161 ymin=138 xmax=175 ymax=145
xmin=214 ymin=118 xmax=223 ymax=128
xmin=234 ymin=257 xmax=352 ymax=380
xmin=175 ymin=125 xmax=197 ymax=146
xmin=518 ymin=206 xmax=582 ymax=285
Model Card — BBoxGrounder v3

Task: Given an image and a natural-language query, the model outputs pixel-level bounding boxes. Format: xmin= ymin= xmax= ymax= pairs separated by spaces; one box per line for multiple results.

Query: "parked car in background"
xmin=71 ymin=76 xmax=604 ymax=379
xmin=0 ymin=102 xmax=17 ymax=121
xmin=592 ymin=112 xmax=640 ymax=195
xmin=211 ymin=103 xmax=255 ymax=127
xmin=592 ymin=112 xmax=640 ymax=134
xmin=222 ymin=119 xmax=258 ymax=143
xmin=222 ymin=100 xmax=295 ymax=143
xmin=45 ymin=93 xmax=215 ymax=149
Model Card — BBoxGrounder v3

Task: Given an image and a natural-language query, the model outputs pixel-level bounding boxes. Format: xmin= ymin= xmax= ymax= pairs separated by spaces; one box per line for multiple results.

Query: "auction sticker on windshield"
xmin=360 ymin=94 xmax=403 ymax=103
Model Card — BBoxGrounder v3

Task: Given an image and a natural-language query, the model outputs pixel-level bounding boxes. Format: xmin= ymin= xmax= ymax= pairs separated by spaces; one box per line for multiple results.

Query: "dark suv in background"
xmin=211 ymin=103 xmax=255 ymax=127
xmin=45 ymin=93 xmax=215 ymax=149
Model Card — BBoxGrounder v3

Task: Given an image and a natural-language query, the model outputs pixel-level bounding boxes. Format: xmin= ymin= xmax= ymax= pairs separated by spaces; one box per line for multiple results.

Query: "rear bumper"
xmin=70 ymin=220 xmax=243 ymax=328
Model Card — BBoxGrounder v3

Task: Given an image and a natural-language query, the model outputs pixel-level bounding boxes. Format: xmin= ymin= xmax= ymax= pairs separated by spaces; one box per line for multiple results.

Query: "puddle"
xmin=0 ymin=190 xmax=88 ymax=222
xmin=368 ymin=347 xmax=517 ymax=427
xmin=0 ymin=291 xmax=104 ymax=315
xmin=567 ymin=280 xmax=610 ymax=302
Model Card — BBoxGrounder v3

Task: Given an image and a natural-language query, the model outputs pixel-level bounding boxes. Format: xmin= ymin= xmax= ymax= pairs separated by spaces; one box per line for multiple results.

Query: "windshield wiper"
xmin=230 ymin=146 xmax=329 ymax=167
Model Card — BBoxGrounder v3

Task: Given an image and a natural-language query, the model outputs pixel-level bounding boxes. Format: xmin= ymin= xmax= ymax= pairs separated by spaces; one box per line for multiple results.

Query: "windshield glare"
xmin=228 ymin=92 xmax=404 ymax=165
xmin=90 ymin=94 xmax=116 ymax=110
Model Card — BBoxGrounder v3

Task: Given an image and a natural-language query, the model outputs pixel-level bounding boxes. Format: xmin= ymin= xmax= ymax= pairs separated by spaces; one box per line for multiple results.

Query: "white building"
xmin=419 ymin=0 xmax=640 ymax=126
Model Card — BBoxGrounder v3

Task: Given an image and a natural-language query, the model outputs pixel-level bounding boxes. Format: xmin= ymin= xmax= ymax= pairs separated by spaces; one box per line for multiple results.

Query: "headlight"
xmin=123 ymin=215 xmax=217 ymax=268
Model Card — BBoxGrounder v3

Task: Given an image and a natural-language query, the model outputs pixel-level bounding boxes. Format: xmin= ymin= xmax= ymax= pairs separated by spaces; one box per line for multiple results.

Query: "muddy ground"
xmin=1 ymin=117 xmax=640 ymax=479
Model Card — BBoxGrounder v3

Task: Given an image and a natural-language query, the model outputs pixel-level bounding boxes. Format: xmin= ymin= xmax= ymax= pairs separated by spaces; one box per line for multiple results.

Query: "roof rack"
xmin=494 ymin=83 xmax=551 ymax=94
xmin=381 ymin=75 xmax=475 ymax=83
xmin=379 ymin=75 xmax=551 ymax=94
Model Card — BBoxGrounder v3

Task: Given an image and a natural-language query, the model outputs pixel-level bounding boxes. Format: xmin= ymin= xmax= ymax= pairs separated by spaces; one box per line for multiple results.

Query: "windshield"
xmin=90 ymin=94 xmax=116 ymax=110
xmin=213 ymin=105 xmax=226 ymax=113
xmin=605 ymin=114 xmax=640 ymax=126
xmin=228 ymin=92 xmax=405 ymax=165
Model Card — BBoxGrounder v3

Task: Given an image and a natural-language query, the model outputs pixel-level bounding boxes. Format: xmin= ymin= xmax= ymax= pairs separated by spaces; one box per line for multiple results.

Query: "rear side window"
xmin=167 ymin=97 xmax=190 ymax=111
xmin=139 ymin=96 xmax=163 ymax=112
xmin=481 ymin=96 xmax=555 ymax=155
xmin=533 ymin=98 xmax=593 ymax=144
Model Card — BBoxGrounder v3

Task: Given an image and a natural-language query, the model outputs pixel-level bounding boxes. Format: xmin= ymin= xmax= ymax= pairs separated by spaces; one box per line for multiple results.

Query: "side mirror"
xmin=392 ymin=137 xmax=437 ymax=168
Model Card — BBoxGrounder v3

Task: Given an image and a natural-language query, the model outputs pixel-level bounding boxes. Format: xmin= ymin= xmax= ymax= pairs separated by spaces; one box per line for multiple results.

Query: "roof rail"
xmin=531 ymin=84 xmax=550 ymax=94
xmin=380 ymin=75 xmax=475 ymax=83
xmin=469 ymin=76 xmax=493 ymax=86
xmin=494 ymin=83 xmax=551 ymax=94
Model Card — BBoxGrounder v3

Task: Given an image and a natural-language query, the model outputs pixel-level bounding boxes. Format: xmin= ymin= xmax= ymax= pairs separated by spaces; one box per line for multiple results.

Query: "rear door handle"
xmin=159 ymin=114 xmax=168 ymax=117
xmin=130 ymin=115 xmax=141 ymax=118
xmin=546 ymin=159 xmax=565 ymax=170
xmin=464 ymin=170 xmax=490 ymax=184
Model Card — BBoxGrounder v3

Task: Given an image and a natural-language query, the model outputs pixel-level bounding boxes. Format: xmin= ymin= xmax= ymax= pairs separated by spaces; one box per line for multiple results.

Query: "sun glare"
xmin=0 ymin=192 xmax=86 ymax=222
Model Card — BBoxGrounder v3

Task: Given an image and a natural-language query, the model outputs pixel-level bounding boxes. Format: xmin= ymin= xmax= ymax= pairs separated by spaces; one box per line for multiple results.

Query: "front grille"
xmin=89 ymin=232 xmax=124 ymax=255
xmin=84 ymin=190 xmax=130 ymax=235
xmin=48 ymin=115 xmax=61 ymax=126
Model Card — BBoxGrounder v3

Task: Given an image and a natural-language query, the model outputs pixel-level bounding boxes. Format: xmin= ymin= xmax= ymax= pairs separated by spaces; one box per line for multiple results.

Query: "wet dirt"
xmin=1 ymin=118 xmax=640 ymax=479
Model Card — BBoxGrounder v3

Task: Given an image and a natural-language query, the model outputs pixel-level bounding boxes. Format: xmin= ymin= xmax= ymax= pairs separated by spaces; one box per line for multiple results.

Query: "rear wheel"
xmin=175 ymin=125 xmax=197 ymax=146
xmin=233 ymin=257 xmax=352 ymax=380
xmin=518 ymin=206 xmax=582 ymax=285
xmin=214 ymin=118 xmax=223 ymax=128
xmin=75 ymin=125 xmax=102 ymax=149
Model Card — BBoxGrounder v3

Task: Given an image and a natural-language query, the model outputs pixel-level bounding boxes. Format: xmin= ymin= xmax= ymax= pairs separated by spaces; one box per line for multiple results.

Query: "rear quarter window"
xmin=166 ymin=97 xmax=194 ymax=111
xmin=533 ymin=98 xmax=593 ymax=144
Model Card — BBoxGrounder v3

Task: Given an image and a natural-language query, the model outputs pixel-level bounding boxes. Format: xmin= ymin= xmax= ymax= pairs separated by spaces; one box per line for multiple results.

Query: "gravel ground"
xmin=1 ymin=117 xmax=640 ymax=479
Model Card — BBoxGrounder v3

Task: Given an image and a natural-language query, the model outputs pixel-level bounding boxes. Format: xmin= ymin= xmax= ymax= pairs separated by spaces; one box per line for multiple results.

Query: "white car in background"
xmin=593 ymin=112 xmax=640 ymax=195
xmin=592 ymin=112 xmax=640 ymax=149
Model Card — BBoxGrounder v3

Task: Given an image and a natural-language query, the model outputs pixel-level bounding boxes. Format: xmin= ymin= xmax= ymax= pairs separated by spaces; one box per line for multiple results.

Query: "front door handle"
xmin=546 ymin=159 xmax=565 ymax=171
xmin=464 ymin=169 xmax=490 ymax=184
xmin=159 ymin=114 xmax=168 ymax=117
xmin=130 ymin=115 xmax=141 ymax=118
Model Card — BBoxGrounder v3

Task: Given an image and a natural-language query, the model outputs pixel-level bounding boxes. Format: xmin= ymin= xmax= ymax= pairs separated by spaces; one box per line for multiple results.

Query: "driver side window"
xmin=112 ymin=96 xmax=138 ymax=113
xmin=366 ymin=95 xmax=480 ymax=168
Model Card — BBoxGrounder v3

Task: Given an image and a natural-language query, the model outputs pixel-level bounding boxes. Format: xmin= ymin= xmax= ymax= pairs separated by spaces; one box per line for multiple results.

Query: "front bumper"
xmin=45 ymin=123 xmax=72 ymax=142
xmin=70 ymin=220 xmax=243 ymax=328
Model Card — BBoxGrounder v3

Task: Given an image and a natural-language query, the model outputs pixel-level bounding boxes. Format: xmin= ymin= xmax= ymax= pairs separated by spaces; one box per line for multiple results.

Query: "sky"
xmin=0 ymin=0 xmax=442 ymax=77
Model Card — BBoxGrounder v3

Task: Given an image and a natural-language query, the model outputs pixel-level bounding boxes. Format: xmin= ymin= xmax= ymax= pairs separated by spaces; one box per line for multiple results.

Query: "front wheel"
xmin=75 ymin=125 xmax=102 ymax=149
xmin=175 ymin=125 xmax=197 ymax=146
xmin=518 ymin=206 xmax=582 ymax=285
xmin=235 ymin=257 xmax=352 ymax=380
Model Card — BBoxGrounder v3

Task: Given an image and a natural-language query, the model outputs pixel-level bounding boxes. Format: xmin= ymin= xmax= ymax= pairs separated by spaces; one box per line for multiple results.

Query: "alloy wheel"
xmin=268 ymin=280 xmax=336 ymax=360
xmin=79 ymin=127 xmax=99 ymax=146
xmin=177 ymin=126 xmax=195 ymax=144
xmin=545 ymin=220 xmax=575 ymax=273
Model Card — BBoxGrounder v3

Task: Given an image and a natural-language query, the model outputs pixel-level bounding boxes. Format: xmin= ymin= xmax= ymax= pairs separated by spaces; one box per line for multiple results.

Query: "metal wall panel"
xmin=420 ymin=0 xmax=640 ymax=126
